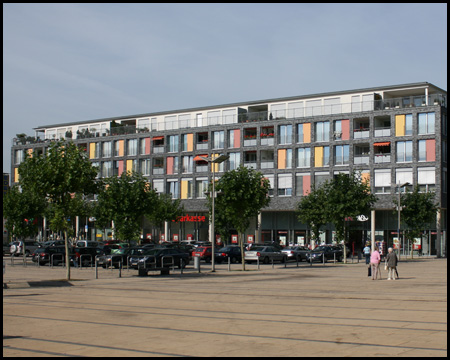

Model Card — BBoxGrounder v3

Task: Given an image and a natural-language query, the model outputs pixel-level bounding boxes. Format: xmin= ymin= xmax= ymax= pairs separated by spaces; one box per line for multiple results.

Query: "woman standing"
xmin=385 ymin=247 xmax=398 ymax=280
xmin=370 ymin=246 xmax=381 ymax=280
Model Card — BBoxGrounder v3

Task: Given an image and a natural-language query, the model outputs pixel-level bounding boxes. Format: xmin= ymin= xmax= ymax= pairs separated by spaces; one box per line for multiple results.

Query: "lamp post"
xmin=199 ymin=154 xmax=229 ymax=272
xmin=396 ymin=181 xmax=410 ymax=260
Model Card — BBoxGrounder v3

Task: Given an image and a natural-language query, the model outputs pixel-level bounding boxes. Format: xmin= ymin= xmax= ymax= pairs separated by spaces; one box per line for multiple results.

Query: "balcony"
xmin=244 ymin=162 xmax=257 ymax=169
xmin=353 ymin=128 xmax=370 ymax=139
xmin=374 ymin=154 xmax=391 ymax=163
xmin=153 ymin=146 xmax=165 ymax=154
xmin=374 ymin=127 xmax=390 ymax=137
xmin=354 ymin=155 xmax=370 ymax=165
xmin=261 ymin=160 xmax=274 ymax=169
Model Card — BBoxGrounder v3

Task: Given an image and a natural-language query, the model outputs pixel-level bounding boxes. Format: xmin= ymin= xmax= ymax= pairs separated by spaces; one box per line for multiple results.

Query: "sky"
xmin=3 ymin=3 xmax=447 ymax=174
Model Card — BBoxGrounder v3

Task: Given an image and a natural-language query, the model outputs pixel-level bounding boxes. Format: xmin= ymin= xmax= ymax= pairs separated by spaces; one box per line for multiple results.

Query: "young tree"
xmin=17 ymin=140 xmax=98 ymax=280
xmin=394 ymin=186 xmax=437 ymax=259
xmin=95 ymin=171 xmax=159 ymax=242
xmin=3 ymin=185 xmax=46 ymax=243
xmin=322 ymin=172 xmax=377 ymax=263
xmin=296 ymin=185 xmax=328 ymax=246
xmin=209 ymin=166 xmax=270 ymax=270
xmin=147 ymin=192 xmax=184 ymax=239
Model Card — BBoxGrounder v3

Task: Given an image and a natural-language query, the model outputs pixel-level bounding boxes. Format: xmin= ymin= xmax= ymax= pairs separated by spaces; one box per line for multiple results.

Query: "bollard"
xmin=334 ymin=253 xmax=336 ymax=264
xmin=119 ymin=259 xmax=122 ymax=278
xmin=257 ymin=256 xmax=260 ymax=270
xmin=296 ymin=255 xmax=299 ymax=268
xmin=194 ymin=256 xmax=201 ymax=273
xmin=95 ymin=256 xmax=98 ymax=279
xmin=180 ymin=259 xmax=183 ymax=275
xmin=322 ymin=253 xmax=325 ymax=265
xmin=228 ymin=256 xmax=231 ymax=272
xmin=272 ymin=258 xmax=274 ymax=269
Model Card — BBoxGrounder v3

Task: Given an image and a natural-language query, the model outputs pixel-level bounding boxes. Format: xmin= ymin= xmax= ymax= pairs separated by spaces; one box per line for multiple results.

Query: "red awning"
xmin=194 ymin=155 xmax=208 ymax=162
xmin=373 ymin=142 xmax=390 ymax=147
xmin=152 ymin=136 xmax=164 ymax=141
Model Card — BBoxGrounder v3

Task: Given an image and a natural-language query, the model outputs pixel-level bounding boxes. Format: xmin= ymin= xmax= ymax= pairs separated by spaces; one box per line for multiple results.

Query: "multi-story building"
xmin=11 ymin=82 xmax=447 ymax=256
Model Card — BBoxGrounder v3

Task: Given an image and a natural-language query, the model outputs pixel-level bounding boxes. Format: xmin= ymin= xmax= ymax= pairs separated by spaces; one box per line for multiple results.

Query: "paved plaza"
xmin=3 ymin=257 xmax=447 ymax=357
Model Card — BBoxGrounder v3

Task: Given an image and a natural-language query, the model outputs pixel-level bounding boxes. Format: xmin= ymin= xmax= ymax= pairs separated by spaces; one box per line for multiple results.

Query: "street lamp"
xmin=198 ymin=154 xmax=229 ymax=272
xmin=396 ymin=181 xmax=410 ymax=260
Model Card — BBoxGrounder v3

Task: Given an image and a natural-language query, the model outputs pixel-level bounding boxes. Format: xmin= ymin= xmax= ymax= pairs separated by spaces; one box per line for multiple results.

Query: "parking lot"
xmin=3 ymin=256 xmax=447 ymax=357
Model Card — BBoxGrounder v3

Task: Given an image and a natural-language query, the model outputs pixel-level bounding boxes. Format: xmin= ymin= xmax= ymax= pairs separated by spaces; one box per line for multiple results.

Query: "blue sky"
xmin=3 ymin=3 xmax=447 ymax=174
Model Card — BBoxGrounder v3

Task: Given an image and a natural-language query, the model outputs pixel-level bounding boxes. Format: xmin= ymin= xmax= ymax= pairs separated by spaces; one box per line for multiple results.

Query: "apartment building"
xmin=11 ymin=82 xmax=447 ymax=256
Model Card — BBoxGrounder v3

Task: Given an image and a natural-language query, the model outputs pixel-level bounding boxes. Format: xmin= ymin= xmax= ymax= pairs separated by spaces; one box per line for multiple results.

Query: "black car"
xmin=133 ymin=248 xmax=190 ymax=270
xmin=97 ymin=247 xmax=146 ymax=269
xmin=215 ymin=245 xmax=242 ymax=264
xmin=31 ymin=246 xmax=67 ymax=265
xmin=305 ymin=245 xmax=343 ymax=263
xmin=70 ymin=246 xmax=105 ymax=267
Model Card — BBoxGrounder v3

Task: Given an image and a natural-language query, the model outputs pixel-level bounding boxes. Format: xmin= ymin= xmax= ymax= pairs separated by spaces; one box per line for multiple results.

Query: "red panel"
xmin=118 ymin=160 xmax=124 ymax=176
xmin=166 ymin=157 xmax=174 ymax=175
xmin=303 ymin=175 xmax=311 ymax=196
xmin=341 ymin=119 xmax=350 ymax=140
xmin=426 ymin=139 xmax=435 ymax=162
xmin=234 ymin=129 xmax=240 ymax=148
xmin=145 ymin=138 xmax=151 ymax=154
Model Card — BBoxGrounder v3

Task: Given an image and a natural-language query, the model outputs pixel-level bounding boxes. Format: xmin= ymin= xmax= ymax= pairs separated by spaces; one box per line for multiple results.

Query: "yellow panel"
xmin=119 ymin=140 xmax=124 ymax=156
xmin=89 ymin=143 xmax=96 ymax=159
xmin=395 ymin=115 xmax=405 ymax=136
xmin=27 ymin=149 xmax=33 ymax=158
xmin=126 ymin=159 xmax=133 ymax=172
xmin=212 ymin=154 xmax=219 ymax=172
xmin=315 ymin=147 xmax=323 ymax=167
xmin=181 ymin=180 xmax=188 ymax=199
xmin=14 ymin=167 xmax=19 ymax=182
xmin=187 ymin=134 xmax=193 ymax=151
xmin=361 ymin=172 xmax=370 ymax=186
xmin=278 ymin=149 xmax=286 ymax=169
xmin=303 ymin=123 xmax=311 ymax=143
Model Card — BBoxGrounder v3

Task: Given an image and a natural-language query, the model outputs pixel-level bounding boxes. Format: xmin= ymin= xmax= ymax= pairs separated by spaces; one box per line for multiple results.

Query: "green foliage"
xmin=296 ymin=185 xmax=328 ymax=241
xmin=147 ymin=193 xmax=184 ymax=230
xmin=3 ymin=185 xmax=46 ymax=239
xmin=394 ymin=186 xmax=437 ymax=258
xmin=209 ymin=166 xmax=270 ymax=269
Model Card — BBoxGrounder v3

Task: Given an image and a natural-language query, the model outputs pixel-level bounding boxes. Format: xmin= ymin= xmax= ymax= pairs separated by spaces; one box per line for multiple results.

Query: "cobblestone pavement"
xmin=3 ymin=257 xmax=447 ymax=357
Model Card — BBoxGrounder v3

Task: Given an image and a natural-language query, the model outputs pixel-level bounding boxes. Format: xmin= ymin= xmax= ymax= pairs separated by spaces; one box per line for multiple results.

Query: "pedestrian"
xmin=370 ymin=246 xmax=382 ymax=280
xmin=363 ymin=243 xmax=371 ymax=264
xmin=385 ymin=247 xmax=398 ymax=280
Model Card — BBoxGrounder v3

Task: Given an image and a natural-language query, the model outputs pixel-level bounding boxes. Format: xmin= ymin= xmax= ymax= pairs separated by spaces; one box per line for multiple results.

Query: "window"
xmin=417 ymin=167 xmax=435 ymax=192
xmin=278 ymin=174 xmax=292 ymax=196
xmin=167 ymin=180 xmax=179 ymax=199
xmin=295 ymin=173 xmax=311 ymax=196
xmin=334 ymin=120 xmax=342 ymax=140
xmin=90 ymin=142 xmax=100 ymax=159
xmin=334 ymin=145 xmax=349 ymax=165
xmin=374 ymin=169 xmax=391 ymax=194
xmin=315 ymin=121 xmax=330 ymax=142
xmin=153 ymin=179 xmax=164 ymax=193
xmin=297 ymin=123 xmax=311 ymax=143
xmin=181 ymin=134 xmax=193 ymax=152
xmin=418 ymin=139 xmax=436 ymax=162
xmin=182 ymin=156 xmax=193 ymax=173
xmin=297 ymin=148 xmax=311 ymax=168
xmin=405 ymin=114 xmax=413 ymax=136
xmin=101 ymin=161 xmax=113 ymax=178
xmin=181 ymin=179 xmax=193 ymax=199
xmin=228 ymin=129 xmax=240 ymax=148
xmin=127 ymin=139 xmax=137 ymax=156
xmin=314 ymin=172 xmax=329 ymax=188
xmin=140 ymin=159 xmax=151 ymax=176
xmin=279 ymin=125 xmax=292 ymax=144
xmin=14 ymin=149 xmax=24 ymax=165
xmin=395 ymin=169 xmax=413 ymax=192
xmin=228 ymin=152 xmax=240 ymax=171
xmin=168 ymin=135 xmax=179 ymax=153
xmin=196 ymin=178 xmax=209 ymax=198
xmin=418 ymin=112 xmax=435 ymax=134
xmin=166 ymin=157 xmax=179 ymax=175
xmin=102 ymin=142 xmax=111 ymax=158
xmin=265 ymin=175 xmax=274 ymax=197
xmin=114 ymin=140 xmax=120 ymax=157
xmin=396 ymin=141 xmax=413 ymax=162
xmin=213 ymin=131 xmax=224 ymax=149
xmin=314 ymin=146 xmax=329 ymax=167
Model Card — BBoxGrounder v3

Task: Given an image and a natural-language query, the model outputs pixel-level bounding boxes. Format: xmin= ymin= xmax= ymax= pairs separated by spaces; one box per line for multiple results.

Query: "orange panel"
xmin=303 ymin=123 xmax=311 ymax=143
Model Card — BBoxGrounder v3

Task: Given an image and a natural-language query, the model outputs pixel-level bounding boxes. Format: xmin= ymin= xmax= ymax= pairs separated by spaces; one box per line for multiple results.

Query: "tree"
xmin=296 ymin=185 xmax=328 ymax=245
xmin=147 ymin=193 xmax=184 ymax=239
xmin=95 ymin=171 xmax=159 ymax=242
xmin=3 ymin=185 xmax=46 ymax=243
xmin=209 ymin=166 xmax=270 ymax=270
xmin=322 ymin=172 xmax=377 ymax=263
xmin=17 ymin=140 xmax=98 ymax=280
xmin=394 ymin=186 xmax=437 ymax=259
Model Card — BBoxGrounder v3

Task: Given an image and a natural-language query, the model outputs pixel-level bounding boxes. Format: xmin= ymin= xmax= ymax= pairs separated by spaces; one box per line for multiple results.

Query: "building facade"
xmin=11 ymin=82 xmax=447 ymax=256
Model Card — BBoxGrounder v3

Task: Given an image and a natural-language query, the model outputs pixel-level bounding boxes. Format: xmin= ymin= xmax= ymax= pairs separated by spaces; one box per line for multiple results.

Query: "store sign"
xmin=173 ymin=215 xmax=206 ymax=223
xmin=356 ymin=215 xmax=369 ymax=222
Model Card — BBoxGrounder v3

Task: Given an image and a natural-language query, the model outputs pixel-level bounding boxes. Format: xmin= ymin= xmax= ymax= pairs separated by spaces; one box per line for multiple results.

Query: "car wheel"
xmin=230 ymin=256 xmax=237 ymax=264
xmin=263 ymin=257 xmax=270 ymax=264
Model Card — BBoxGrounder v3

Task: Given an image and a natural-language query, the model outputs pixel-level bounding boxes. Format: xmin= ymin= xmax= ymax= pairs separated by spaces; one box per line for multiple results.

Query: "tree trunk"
xmin=65 ymin=231 xmax=71 ymax=280
xmin=240 ymin=232 xmax=246 ymax=271
xmin=343 ymin=222 xmax=347 ymax=264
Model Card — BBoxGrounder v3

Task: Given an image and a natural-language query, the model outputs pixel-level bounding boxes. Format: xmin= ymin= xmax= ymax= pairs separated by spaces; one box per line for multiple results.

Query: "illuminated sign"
xmin=173 ymin=215 xmax=206 ymax=223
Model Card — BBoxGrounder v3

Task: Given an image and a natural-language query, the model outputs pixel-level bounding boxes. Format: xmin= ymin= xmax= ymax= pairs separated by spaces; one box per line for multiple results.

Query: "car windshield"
xmin=313 ymin=246 xmax=328 ymax=252
xmin=250 ymin=246 xmax=265 ymax=251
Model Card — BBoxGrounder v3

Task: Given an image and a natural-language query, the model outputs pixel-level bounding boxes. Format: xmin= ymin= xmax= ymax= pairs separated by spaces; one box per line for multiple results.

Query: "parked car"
xmin=128 ymin=247 xmax=163 ymax=269
xmin=31 ymin=246 xmax=67 ymax=265
xmin=132 ymin=248 xmax=190 ymax=269
xmin=305 ymin=245 xmax=343 ymax=263
xmin=38 ymin=240 xmax=66 ymax=247
xmin=244 ymin=246 xmax=286 ymax=264
xmin=192 ymin=246 xmax=213 ymax=263
xmin=75 ymin=240 xmax=99 ymax=248
xmin=10 ymin=240 xmax=41 ymax=256
xmin=96 ymin=247 xmax=136 ymax=268
xmin=70 ymin=246 xmax=104 ymax=267
xmin=215 ymin=245 xmax=242 ymax=264
xmin=281 ymin=245 xmax=310 ymax=262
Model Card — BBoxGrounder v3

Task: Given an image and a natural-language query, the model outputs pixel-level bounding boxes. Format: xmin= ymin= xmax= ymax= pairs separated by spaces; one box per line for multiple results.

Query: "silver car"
xmin=281 ymin=245 xmax=310 ymax=262
xmin=10 ymin=240 xmax=40 ymax=256
xmin=244 ymin=246 xmax=286 ymax=264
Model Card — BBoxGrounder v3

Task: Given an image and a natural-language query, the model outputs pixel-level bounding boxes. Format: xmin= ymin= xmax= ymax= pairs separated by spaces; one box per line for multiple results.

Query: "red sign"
xmin=247 ymin=235 xmax=254 ymax=243
xmin=187 ymin=234 xmax=193 ymax=240
xmin=231 ymin=235 xmax=238 ymax=244
xmin=173 ymin=234 xmax=179 ymax=242
xmin=172 ymin=215 xmax=206 ymax=223
xmin=146 ymin=234 xmax=152 ymax=240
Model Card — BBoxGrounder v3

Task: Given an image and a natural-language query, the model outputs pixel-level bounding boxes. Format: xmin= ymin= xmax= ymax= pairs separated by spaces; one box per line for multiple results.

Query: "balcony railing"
xmin=374 ymin=154 xmax=391 ymax=163
xmin=374 ymin=128 xmax=391 ymax=137
xmin=354 ymin=155 xmax=370 ymax=165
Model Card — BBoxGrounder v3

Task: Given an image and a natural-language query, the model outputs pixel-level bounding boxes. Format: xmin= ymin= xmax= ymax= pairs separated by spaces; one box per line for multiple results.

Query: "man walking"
xmin=385 ymin=247 xmax=398 ymax=280
xmin=363 ymin=243 xmax=371 ymax=265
